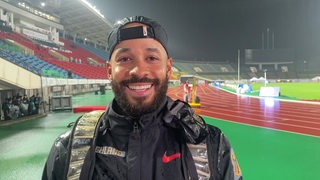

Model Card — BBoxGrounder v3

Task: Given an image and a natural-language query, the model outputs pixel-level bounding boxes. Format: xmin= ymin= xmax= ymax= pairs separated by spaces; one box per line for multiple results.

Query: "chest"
xmin=95 ymin=126 xmax=188 ymax=180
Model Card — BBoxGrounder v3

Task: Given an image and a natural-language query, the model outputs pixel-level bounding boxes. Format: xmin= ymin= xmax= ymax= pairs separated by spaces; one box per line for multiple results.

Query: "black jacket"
xmin=42 ymin=97 xmax=242 ymax=180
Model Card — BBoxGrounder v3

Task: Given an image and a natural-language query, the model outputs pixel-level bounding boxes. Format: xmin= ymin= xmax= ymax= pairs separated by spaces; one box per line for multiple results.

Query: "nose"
xmin=129 ymin=59 xmax=149 ymax=77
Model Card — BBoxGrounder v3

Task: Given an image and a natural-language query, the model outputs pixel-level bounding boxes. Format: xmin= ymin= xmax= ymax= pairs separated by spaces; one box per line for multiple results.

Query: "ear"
xmin=166 ymin=57 xmax=173 ymax=77
xmin=106 ymin=62 xmax=112 ymax=80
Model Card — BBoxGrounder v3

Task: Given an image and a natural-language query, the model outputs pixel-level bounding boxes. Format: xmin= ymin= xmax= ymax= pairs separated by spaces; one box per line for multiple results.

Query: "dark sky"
xmin=91 ymin=0 xmax=320 ymax=62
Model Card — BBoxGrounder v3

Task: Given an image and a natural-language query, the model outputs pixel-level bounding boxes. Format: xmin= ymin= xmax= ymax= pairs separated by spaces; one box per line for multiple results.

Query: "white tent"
xmin=312 ymin=76 xmax=320 ymax=81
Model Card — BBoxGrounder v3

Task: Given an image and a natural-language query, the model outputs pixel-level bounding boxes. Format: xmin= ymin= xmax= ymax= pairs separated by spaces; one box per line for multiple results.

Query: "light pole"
xmin=264 ymin=69 xmax=267 ymax=86
xmin=238 ymin=49 xmax=240 ymax=84
xmin=303 ymin=60 xmax=307 ymax=73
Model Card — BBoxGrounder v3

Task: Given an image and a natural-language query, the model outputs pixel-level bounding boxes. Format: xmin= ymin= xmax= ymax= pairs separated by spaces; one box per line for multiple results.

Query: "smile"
xmin=128 ymin=84 xmax=153 ymax=91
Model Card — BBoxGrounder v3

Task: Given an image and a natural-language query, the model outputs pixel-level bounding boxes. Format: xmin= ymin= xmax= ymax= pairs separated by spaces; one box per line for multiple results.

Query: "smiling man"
xmin=108 ymin=22 xmax=172 ymax=116
xmin=42 ymin=16 xmax=242 ymax=180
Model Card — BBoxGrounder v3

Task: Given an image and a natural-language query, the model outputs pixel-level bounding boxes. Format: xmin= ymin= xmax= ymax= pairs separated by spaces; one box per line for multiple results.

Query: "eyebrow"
xmin=115 ymin=48 xmax=130 ymax=55
xmin=146 ymin=47 xmax=161 ymax=53
xmin=115 ymin=47 xmax=161 ymax=55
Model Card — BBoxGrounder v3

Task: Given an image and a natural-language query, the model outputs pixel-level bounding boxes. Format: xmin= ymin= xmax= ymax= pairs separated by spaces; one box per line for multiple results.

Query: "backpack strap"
xmin=66 ymin=110 xmax=105 ymax=180
xmin=187 ymin=143 xmax=210 ymax=179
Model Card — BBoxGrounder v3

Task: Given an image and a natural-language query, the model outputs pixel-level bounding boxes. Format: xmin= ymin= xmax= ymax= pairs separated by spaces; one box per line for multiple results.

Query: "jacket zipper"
xmin=133 ymin=121 xmax=139 ymax=133
xmin=128 ymin=121 xmax=141 ymax=180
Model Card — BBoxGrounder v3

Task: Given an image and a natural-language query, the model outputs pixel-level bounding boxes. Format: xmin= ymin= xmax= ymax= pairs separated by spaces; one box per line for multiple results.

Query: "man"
xmin=42 ymin=16 xmax=242 ymax=180
xmin=34 ymin=93 xmax=41 ymax=114
xmin=2 ymin=98 xmax=10 ymax=120
xmin=183 ymin=81 xmax=191 ymax=102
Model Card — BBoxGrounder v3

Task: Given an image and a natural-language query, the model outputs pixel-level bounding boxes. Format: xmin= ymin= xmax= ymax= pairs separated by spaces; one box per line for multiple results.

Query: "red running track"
xmin=167 ymin=84 xmax=320 ymax=137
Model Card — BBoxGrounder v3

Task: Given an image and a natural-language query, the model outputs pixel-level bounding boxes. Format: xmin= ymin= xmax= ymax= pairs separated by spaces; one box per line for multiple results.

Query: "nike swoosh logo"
xmin=162 ymin=151 xmax=181 ymax=163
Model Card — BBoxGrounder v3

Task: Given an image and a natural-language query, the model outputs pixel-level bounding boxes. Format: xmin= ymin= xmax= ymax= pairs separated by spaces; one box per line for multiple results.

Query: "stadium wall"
xmin=0 ymin=57 xmax=41 ymax=89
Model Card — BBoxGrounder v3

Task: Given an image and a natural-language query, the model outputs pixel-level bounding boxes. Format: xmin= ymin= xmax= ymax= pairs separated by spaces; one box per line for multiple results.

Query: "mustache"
xmin=120 ymin=75 xmax=160 ymax=86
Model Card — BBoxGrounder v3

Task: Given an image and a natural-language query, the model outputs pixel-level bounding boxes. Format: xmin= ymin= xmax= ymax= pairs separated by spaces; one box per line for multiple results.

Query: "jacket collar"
xmin=100 ymin=97 xmax=169 ymax=131
xmin=99 ymin=97 xmax=208 ymax=144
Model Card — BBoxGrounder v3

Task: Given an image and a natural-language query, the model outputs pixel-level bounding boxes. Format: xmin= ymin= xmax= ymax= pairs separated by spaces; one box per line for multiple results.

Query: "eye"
xmin=116 ymin=57 xmax=131 ymax=63
xmin=147 ymin=56 xmax=159 ymax=61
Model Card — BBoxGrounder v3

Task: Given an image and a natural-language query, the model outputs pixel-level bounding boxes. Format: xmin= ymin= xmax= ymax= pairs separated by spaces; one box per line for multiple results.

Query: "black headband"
xmin=119 ymin=26 xmax=155 ymax=41
xmin=107 ymin=16 xmax=169 ymax=59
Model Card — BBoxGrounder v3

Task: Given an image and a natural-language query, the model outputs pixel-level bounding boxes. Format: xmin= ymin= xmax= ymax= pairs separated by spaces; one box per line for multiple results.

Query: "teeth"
xmin=128 ymin=84 xmax=152 ymax=90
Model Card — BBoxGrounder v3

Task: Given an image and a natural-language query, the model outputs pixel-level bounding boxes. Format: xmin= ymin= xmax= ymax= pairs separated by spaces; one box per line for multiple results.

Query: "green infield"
xmin=221 ymin=82 xmax=320 ymax=101
xmin=250 ymin=82 xmax=320 ymax=100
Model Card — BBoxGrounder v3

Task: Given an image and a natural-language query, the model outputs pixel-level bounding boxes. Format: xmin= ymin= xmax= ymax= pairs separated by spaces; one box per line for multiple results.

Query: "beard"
xmin=111 ymin=74 xmax=169 ymax=117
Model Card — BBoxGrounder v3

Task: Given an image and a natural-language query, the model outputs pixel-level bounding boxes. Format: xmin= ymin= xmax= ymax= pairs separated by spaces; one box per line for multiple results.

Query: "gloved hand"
xmin=164 ymin=100 xmax=208 ymax=144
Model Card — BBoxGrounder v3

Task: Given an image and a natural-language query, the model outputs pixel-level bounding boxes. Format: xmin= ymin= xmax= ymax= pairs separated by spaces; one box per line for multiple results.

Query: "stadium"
xmin=0 ymin=0 xmax=319 ymax=180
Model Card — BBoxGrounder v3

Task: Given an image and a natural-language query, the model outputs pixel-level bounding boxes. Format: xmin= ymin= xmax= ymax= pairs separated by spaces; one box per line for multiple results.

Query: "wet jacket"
xmin=42 ymin=97 xmax=242 ymax=180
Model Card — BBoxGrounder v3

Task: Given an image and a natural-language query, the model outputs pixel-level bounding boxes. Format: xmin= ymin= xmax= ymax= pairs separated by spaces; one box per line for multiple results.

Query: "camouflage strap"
xmin=188 ymin=143 xmax=210 ymax=179
xmin=67 ymin=110 xmax=105 ymax=180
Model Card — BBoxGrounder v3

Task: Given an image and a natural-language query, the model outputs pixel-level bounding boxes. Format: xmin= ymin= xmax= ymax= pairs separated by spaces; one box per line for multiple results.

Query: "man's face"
xmin=107 ymin=25 xmax=172 ymax=116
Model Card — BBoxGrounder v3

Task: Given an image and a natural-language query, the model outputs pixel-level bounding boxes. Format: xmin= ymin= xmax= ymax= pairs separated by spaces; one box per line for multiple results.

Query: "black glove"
xmin=164 ymin=100 xmax=208 ymax=144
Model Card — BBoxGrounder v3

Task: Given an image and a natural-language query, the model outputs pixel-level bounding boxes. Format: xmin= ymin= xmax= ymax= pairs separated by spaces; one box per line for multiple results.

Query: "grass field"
xmin=222 ymin=82 xmax=320 ymax=101
xmin=250 ymin=82 xmax=320 ymax=100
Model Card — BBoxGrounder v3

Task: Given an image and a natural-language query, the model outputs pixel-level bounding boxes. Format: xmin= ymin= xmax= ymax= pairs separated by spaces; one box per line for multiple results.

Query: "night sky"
xmin=91 ymin=0 xmax=320 ymax=62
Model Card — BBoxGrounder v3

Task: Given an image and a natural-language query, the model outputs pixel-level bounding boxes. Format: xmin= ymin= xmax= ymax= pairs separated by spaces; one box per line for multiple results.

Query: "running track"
xmin=167 ymin=84 xmax=320 ymax=137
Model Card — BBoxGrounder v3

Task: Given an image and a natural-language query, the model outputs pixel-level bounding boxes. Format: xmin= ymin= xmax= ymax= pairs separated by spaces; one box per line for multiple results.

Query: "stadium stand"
xmin=0 ymin=49 xmax=81 ymax=78
xmin=0 ymin=30 xmax=107 ymax=79
xmin=173 ymin=60 xmax=237 ymax=80
xmin=75 ymin=42 xmax=109 ymax=61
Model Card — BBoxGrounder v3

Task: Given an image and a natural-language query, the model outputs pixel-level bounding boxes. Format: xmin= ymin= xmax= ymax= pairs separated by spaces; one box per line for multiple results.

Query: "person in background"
xmin=2 ymin=98 xmax=10 ymax=120
xmin=28 ymin=95 xmax=35 ymax=115
xmin=183 ymin=80 xmax=191 ymax=102
xmin=34 ymin=93 xmax=41 ymax=114
xmin=22 ymin=94 xmax=29 ymax=104
xmin=42 ymin=16 xmax=242 ymax=180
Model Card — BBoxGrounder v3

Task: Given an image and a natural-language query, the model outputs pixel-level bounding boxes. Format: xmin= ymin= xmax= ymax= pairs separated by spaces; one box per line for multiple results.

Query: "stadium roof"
xmin=43 ymin=0 xmax=113 ymax=48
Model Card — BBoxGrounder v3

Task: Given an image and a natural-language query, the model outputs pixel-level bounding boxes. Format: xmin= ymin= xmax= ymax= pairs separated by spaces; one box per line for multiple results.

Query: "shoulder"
xmin=205 ymin=124 xmax=231 ymax=148
xmin=206 ymin=124 xmax=222 ymax=137
xmin=47 ymin=130 xmax=72 ymax=165
xmin=201 ymin=123 xmax=235 ymax=159
xmin=54 ymin=130 xmax=72 ymax=150
xmin=42 ymin=130 xmax=72 ymax=180
xmin=204 ymin=124 xmax=242 ymax=179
